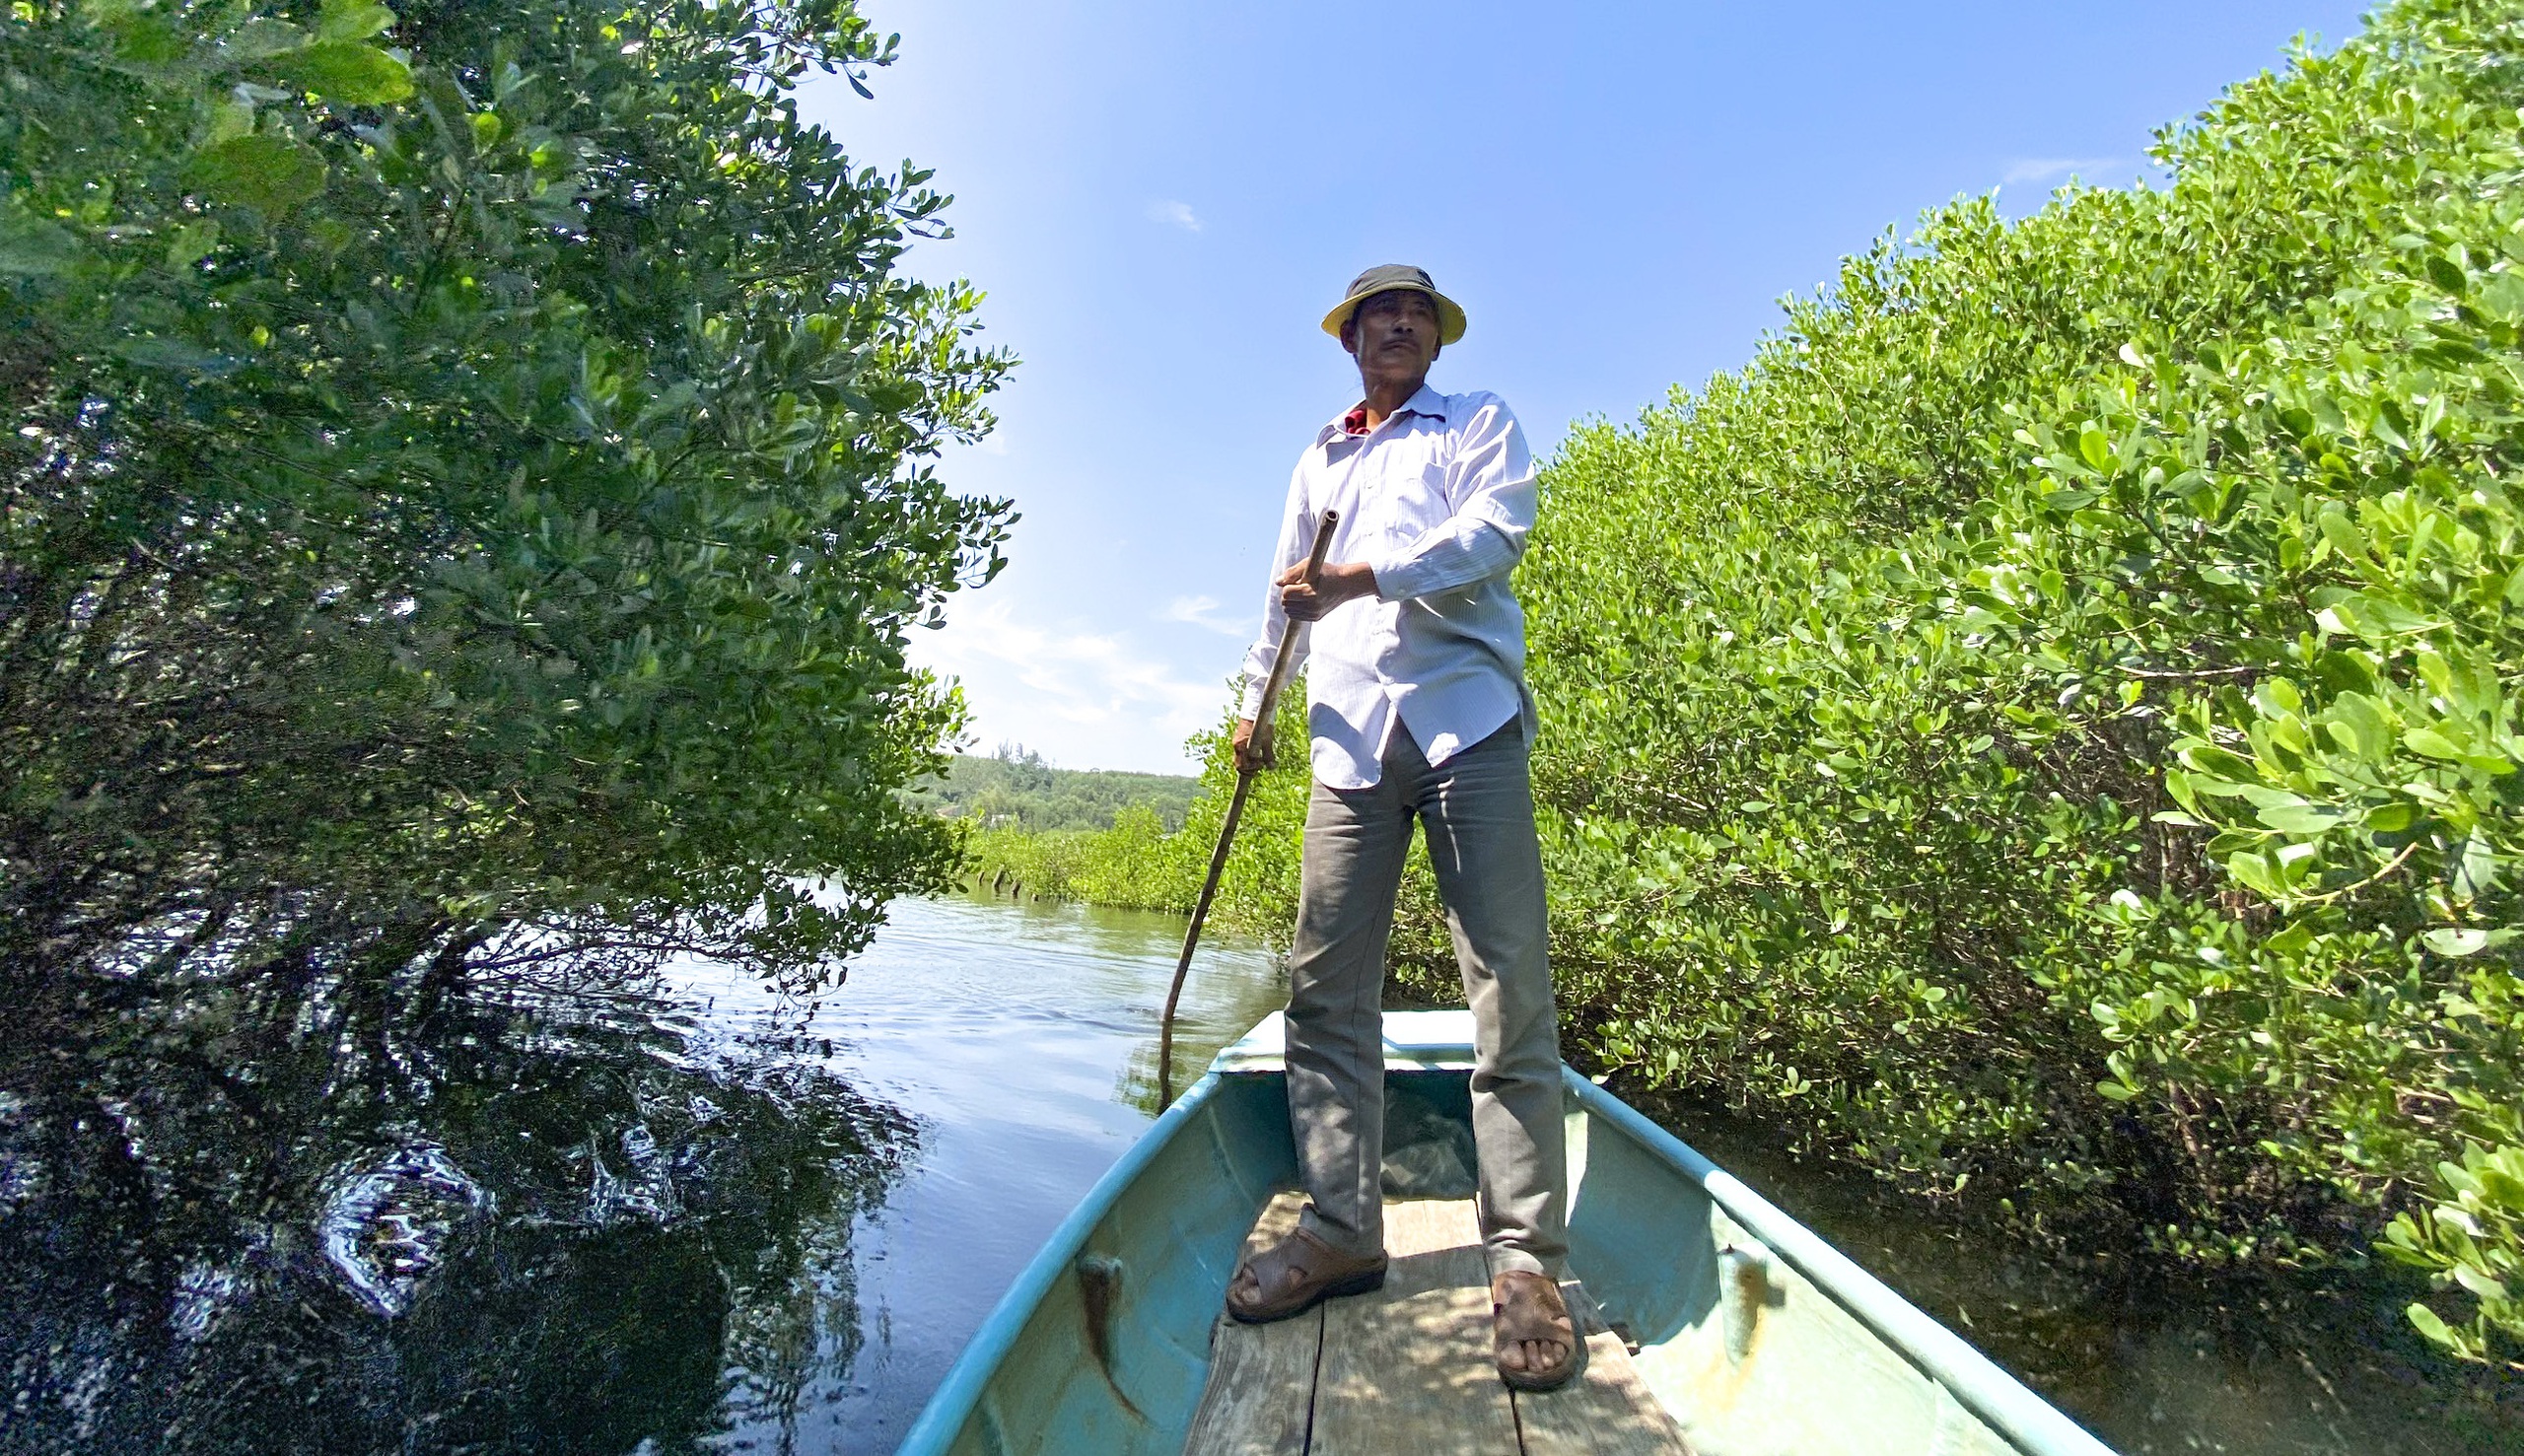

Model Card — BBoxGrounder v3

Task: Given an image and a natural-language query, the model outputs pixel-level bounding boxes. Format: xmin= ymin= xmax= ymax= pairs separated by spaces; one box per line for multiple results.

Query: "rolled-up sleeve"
xmin=1367 ymin=394 xmax=1534 ymax=602
xmin=1239 ymin=461 xmax=1313 ymax=720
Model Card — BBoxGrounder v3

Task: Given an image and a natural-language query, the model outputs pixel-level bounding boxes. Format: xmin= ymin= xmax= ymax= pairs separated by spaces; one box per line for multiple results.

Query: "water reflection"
xmin=0 ymin=890 xmax=1287 ymax=1455
xmin=670 ymin=890 xmax=1287 ymax=1450
xmin=0 ymin=946 xmax=915 ymax=1455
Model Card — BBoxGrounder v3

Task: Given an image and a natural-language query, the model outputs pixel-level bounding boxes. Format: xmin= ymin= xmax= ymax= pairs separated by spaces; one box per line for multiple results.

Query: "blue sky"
xmin=802 ymin=1 xmax=2371 ymax=774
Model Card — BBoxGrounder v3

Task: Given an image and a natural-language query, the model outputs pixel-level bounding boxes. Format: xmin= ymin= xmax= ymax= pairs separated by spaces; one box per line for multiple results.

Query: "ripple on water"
xmin=316 ymin=1141 xmax=496 ymax=1317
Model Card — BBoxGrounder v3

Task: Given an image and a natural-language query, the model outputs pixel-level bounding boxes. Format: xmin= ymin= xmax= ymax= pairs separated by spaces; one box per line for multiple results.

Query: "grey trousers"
xmin=1286 ymin=720 xmax=1568 ymax=1279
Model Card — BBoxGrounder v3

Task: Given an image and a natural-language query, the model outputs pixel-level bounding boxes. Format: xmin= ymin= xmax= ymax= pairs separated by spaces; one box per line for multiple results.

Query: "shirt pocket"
xmin=1377 ymin=453 xmax=1451 ymax=546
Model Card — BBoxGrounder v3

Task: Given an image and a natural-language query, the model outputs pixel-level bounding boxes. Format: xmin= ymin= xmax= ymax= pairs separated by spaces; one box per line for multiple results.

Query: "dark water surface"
xmin=0 ymin=893 xmax=1282 ymax=1455
xmin=4 ymin=890 xmax=2515 ymax=1453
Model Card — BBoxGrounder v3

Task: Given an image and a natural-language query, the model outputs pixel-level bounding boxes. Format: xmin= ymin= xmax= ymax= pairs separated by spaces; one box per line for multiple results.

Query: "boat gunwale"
xmin=894 ymin=1050 xmax=2118 ymax=1456
xmin=895 ymin=1069 xmax=1230 ymax=1455
xmin=1563 ymin=1069 xmax=2117 ymax=1456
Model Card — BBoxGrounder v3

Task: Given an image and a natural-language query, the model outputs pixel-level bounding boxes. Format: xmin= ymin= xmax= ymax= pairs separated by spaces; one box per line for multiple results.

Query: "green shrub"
xmin=2387 ymin=1142 xmax=2524 ymax=1363
xmin=966 ymin=692 xmax=1311 ymax=933
xmin=1520 ymin=0 xmax=2524 ymax=1360
xmin=2 ymin=0 xmax=1011 ymax=987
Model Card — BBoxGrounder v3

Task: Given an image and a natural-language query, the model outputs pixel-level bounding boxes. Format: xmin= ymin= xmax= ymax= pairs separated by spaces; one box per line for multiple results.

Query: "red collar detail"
xmin=1340 ymin=404 xmax=1372 ymax=437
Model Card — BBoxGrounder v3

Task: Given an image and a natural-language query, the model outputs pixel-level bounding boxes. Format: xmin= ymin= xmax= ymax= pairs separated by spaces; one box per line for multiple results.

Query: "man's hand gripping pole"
xmin=1156 ymin=510 xmax=1339 ymax=1110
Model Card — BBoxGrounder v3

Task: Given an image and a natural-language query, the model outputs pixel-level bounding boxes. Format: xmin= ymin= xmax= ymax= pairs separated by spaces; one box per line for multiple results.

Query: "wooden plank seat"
xmin=1185 ymin=1195 xmax=1694 ymax=1456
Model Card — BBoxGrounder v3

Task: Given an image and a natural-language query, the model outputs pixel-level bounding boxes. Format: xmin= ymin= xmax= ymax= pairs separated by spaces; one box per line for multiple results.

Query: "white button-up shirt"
xmin=1240 ymin=383 xmax=1538 ymax=790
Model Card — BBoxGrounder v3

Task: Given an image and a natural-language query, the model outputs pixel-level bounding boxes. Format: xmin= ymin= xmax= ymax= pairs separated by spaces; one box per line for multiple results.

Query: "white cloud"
xmin=913 ymin=597 xmax=1228 ymax=768
xmin=2001 ymin=157 xmax=2124 ymax=186
xmin=1146 ymin=199 xmax=1202 ymax=233
xmin=1164 ymin=593 xmax=1252 ymax=638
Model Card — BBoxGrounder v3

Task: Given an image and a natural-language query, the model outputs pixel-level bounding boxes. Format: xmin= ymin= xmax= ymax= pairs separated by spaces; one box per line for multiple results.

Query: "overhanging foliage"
xmin=2 ymin=0 xmax=1012 ymax=988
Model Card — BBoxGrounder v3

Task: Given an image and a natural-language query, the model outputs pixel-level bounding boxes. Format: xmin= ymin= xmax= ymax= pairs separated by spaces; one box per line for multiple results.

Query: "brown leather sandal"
xmin=1226 ymin=1225 xmax=1387 ymax=1324
xmin=1492 ymin=1270 xmax=1583 ymax=1391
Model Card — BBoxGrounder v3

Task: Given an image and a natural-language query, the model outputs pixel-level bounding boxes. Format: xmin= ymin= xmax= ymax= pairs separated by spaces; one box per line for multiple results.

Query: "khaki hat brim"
xmin=1321 ymin=285 xmax=1467 ymax=346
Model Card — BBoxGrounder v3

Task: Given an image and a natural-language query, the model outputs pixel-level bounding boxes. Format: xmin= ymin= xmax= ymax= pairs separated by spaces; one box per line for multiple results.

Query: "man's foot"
xmin=1226 ymin=1225 xmax=1387 ymax=1323
xmin=1492 ymin=1270 xmax=1581 ymax=1391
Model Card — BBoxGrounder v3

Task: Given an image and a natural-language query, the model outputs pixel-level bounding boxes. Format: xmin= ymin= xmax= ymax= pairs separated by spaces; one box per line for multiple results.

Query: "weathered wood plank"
xmin=1308 ymin=1199 xmax=1520 ymax=1456
xmin=1381 ymin=1198 xmax=1484 ymax=1269
xmin=1188 ymin=1197 xmax=1687 ymax=1456
xmin=1511 ymin=1281 xmax=1696 ymax=1456
xmin=1245 ymin=1189 xmax=1307 ymax=1254
xmin=1180 ymin=1308 xmax=1321 ymax=1456
xmin=1181 ymin=1192 xmax=1318 ymax=1456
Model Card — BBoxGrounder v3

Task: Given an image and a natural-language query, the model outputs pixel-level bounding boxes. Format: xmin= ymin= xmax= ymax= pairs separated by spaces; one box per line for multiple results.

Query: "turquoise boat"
xmin=899 ymin=1010 xmax=2116 ymax=1456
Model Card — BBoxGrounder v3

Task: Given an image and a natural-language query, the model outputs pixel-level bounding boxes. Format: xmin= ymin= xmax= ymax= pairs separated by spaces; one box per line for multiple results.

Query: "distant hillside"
xmin=905 ymin=746 xmax=1201 ymax=832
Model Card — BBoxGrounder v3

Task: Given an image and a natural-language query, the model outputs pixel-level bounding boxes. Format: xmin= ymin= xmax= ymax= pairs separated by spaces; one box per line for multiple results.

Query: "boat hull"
xmin=900 ymin=1069 xmax=1297 ymax=1455
xmin=899 ymin=1012 xmax=2112 ymax=1456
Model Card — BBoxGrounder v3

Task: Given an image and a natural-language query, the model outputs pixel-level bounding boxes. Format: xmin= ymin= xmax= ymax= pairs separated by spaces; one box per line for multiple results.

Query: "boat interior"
xmin=1183 ymin=1085 xmax=1694 ymax=1455
xmin=920 ymin=1013 xmax=2067 ymax=1455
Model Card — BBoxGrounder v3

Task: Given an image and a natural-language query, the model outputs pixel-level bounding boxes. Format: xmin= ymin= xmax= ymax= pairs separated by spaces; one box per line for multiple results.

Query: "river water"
xmin=2 ymin=890 xmax=2515 ymax=1453
xmin=676 ymin=893 xmax=1289 ymax=1450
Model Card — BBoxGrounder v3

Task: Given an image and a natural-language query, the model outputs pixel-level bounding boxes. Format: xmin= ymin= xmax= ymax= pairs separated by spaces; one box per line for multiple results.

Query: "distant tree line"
xmin=908 ymin=744 xmax=1199 ymax=833
xmin=961 ymin=706 xmax=1306 ymax=913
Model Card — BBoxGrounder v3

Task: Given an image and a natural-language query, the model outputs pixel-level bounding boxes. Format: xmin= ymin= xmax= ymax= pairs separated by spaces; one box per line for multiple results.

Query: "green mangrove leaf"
xmin=2179 ymin=742 xmax=2261 ymax=783
xmin=107 ymin=15 xmax=187 ymax=66
xmin=0 ymin=208 xmax=80 ymax=276
xmin=2406 ymin=1302 xmax=2457 ymax=1350
xmin=185 ymin=133 xmax=326 ymax=214
xmin=2422 ymin=927 xmax=2491 ymax=957
xmin=316 ymin=0 xmax=398 ymax=42
xmin=223 ymin=18 xmax=311 ymax=62
xmin=2405 ymin=728 xmax=2465 ymax=760
xmin=163 ymin=219 xmax=220 ymax=269
xmin=113 ymin=337 xmax=235 ymax=373
xmin=264 ymin=40 xmax=414 ymax=104
xmin=2256 ymin=803 xmax=2344 ymax=835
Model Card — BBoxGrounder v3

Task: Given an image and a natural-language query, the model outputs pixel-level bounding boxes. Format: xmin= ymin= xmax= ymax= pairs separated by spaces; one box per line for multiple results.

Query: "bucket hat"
xmin=1319 ymin=264 xmax=1467 ymax=345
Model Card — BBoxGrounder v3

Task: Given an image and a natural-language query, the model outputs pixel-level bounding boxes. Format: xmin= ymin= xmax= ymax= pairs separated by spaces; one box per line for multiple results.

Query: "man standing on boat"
xmin=1223 ymin=265 xmax=1577 ymax=1392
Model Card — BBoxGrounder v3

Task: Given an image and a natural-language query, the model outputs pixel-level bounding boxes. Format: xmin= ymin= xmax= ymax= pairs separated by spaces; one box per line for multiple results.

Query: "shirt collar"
xmin=1320 ymin=384 xmax=1449 ymax=445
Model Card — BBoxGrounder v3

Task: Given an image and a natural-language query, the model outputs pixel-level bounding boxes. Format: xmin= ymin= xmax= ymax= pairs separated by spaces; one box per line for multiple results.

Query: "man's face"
xmin=1342 ymin=289 xmax=1442 ymax=389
